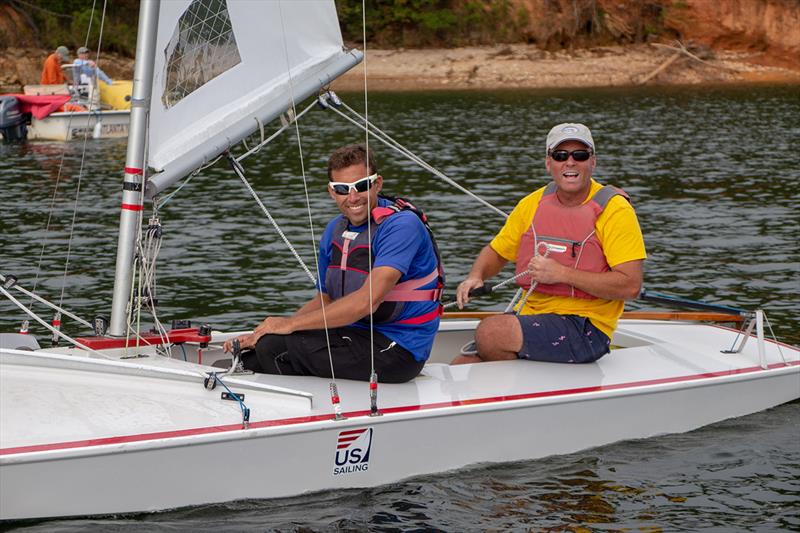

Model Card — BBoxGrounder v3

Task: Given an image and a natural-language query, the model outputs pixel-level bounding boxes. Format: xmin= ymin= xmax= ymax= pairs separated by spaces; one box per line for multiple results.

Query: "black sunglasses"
xmin=549 ymin=149 xmax=593 ymax=162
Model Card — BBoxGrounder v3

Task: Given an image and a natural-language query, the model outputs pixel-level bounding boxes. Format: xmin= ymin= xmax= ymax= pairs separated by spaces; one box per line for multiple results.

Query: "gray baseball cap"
xmin=77 ymin=46 xmax=90 ymax=55
xmin=56 ymin=46 xmax=70 ymax=61
xmin=546 ymin=123 xmax=595 ymax=154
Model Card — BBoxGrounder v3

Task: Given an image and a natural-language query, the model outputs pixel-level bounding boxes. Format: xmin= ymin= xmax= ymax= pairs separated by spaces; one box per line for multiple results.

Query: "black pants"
xmin=241 ymin=327 xmax=424 ymax=383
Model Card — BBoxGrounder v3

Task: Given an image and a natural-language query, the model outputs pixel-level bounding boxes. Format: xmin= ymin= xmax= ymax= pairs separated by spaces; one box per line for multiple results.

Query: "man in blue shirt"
xmin=73 ymin=47 xmax=113 ymax=86
xmin=224 ymin=144 xmax=443 ymax=383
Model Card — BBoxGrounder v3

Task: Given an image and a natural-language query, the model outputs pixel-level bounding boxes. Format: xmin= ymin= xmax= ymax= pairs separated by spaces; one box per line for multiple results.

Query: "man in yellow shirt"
xmin=453 ymin=123 xmax=646 ymax=365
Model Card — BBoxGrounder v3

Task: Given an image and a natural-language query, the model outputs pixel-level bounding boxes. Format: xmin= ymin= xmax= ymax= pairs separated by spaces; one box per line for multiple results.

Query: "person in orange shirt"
xmin=41 ymin=46 xmax=70 ymax=85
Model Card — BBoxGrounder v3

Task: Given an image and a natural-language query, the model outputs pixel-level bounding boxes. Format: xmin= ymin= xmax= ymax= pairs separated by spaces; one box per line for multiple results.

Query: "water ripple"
xmin=1 ymin=85 xmax=799 ymax=530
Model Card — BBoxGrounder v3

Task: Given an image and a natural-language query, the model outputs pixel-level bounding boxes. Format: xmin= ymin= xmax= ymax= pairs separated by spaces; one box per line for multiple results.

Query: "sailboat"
xmin=1 ymin=0 xmax=798 ymax=522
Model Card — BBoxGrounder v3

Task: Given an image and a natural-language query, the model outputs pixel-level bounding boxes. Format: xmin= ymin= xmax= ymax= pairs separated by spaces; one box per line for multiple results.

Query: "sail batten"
xmin=145 ymin=0 xmax=361 ymax=198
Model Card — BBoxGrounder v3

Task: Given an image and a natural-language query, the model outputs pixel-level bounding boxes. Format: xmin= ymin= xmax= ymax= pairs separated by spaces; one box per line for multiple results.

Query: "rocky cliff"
xmin=509 ymin=0 xmax=798 ymax=66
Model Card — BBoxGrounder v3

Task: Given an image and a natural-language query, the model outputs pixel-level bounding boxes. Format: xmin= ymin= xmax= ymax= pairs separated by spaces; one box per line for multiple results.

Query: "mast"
xmin=109 ymin=0 xmax=160 ymax=337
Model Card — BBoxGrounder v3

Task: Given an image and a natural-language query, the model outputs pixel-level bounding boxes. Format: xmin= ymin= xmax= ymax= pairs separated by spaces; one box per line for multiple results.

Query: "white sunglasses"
xmin=329 ymin=173 xmax=378 ymax=195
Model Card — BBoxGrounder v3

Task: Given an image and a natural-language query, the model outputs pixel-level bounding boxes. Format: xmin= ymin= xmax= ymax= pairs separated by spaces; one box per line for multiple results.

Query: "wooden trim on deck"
xmin=442 ymin=311 xmax=744 ymax=323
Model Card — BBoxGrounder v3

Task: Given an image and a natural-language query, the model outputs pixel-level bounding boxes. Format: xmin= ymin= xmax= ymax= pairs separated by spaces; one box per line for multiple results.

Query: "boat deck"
xmin=2 ymin=319 xmax=797 ymax=456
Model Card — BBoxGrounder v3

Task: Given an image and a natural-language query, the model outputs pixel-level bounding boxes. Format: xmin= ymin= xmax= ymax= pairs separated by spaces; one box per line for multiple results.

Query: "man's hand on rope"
xmin=526 ymin=255 xmax=565 ymax=285
xmin=223 ymin=316 xmax=297 ymax=353
xmin=456 ymin=277 xmax=485 ymax=309
xmin=223 ymin=332 xmax=257 ymax=353
xmin=223 ymin=334 xmax=253 ymax=353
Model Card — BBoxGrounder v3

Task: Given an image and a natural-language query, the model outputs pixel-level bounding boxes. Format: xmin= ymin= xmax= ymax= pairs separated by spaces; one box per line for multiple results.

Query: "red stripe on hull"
xmin=1 ymin=360 xmax=797 ymax=457
xmin=339 ymin=429 xmax=366 ymax=436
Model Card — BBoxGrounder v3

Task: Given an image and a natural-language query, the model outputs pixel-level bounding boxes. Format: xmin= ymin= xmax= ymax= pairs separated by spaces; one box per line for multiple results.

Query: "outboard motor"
xmin=0 ymin=96 xmax=28 ymax=143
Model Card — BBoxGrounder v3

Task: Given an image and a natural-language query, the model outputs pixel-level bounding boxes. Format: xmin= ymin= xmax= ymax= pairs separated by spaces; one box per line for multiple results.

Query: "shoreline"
xmin=330 ymin=44 xmax=800 ymax=92
xmin=2 ymin=43 xmax=798 ymax=94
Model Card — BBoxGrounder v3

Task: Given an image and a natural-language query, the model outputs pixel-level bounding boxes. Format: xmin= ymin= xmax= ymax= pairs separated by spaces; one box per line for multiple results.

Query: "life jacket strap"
xmin=383 ymin=268 xmax=441 ymax=302
xmin=339 ymin=237 xmax=352 ymax=270
xmin=384 ymin=288 xmax=444 ymax=302
xmin=394 ymin=305 xmax=443 ymax=325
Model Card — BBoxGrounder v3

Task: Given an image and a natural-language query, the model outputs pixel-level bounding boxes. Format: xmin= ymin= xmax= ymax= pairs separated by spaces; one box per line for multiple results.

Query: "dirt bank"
xmin=331 ymin=42 xmax=799 ymax=91
xmin=2 ymin=42 xmax=797 ymax=96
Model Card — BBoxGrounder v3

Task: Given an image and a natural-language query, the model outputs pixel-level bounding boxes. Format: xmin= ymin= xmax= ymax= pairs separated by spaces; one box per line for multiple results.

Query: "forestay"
xmin=145 ymin=0 xmax=361 ymax=197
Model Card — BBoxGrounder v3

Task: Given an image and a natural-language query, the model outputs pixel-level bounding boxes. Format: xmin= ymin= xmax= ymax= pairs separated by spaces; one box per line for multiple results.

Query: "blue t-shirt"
xmin=73 ymin=59 xmax=113 ymax=85
xmin=318 ymin=198 xmax=441 ymax=362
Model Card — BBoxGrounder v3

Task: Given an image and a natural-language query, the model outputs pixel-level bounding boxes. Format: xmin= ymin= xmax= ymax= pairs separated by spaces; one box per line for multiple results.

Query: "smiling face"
xmin=329 ymin=163 xmax=383 ymax=226
xmin=545 ymin=140 xmax=596 ymax=206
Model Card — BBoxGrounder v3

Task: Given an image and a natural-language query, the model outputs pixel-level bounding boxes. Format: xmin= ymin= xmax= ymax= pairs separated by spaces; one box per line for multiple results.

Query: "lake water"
xmin=1 ymin=85 xmax=798 ymax=531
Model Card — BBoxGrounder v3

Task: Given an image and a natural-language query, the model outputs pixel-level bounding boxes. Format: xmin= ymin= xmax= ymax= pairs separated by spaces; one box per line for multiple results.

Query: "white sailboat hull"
xmin=1 ymin=320 xmax=798 ymax=520
xmin=27 ymin=110 xmax=130 ymax=141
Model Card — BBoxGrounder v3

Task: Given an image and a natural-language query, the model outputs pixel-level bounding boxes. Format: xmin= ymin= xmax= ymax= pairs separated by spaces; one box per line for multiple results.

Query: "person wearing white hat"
xmin=40 ymin=46 xmax=70 ymax=85
xmin=453 ymin=123 xmax=646 ymax=365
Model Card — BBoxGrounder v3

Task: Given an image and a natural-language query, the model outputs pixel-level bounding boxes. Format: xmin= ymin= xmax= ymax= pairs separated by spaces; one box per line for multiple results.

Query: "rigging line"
xmin=134 ymin=249 xmax=145 ymax=351
xmin=131 ymin=129 xmax=172 ymax=356
xmin=57 ymin=0 xmax=108 ymax=309
xmin=90 ymin=0 xmax=109 ymax=98
xmin=361 ymin=0 xmax=376 ymax=382
xmin=441 ymin=269 xmax=531 ymax=309
xmin=29 ymin=161 xmax=67 ymax=308
xmin=0 ymin=286 xmax=115 ymax=360
xmin=157 ymin=171 xmax=200 ymax=209
xmin=0 ymin=274 xmax=92 ymax=330
xmin=332 ymin=102 xmax=509 ymax=219
xmin=235 ymin=100 xmax=317 ymax=164
xmin=58 ymin=124 xmax=93 ymax=308
xmin=516 ymin=246 xmax=551 ymax=316
xmin=26 ymin=0 xmax=103 ymax=304
xmin=121 ymin=258 xmax=170 ymax=358
xmin=226 ymin=156 xmax=317 ymax=285
xmin=83 ymin=0 xmax=98 ymax=48
xmin=763 ymin=313 xmax=789 ymax=365
xmin=276 ymin=0 xmax=336 ymax=381
xmin=5 ymin=285 xmax=208 ymax=380
xmin=209 ymin=373 xmax=250 ymax=428
xmin=140 ymin=219 xmax=170 ymax=354
xmin=504 ymin=287 xmax=524 ymax=313
xmin=124 ymin=114 xmax=150 ymax=356
xmin=28 ymin=126 xmax=83 ymax=306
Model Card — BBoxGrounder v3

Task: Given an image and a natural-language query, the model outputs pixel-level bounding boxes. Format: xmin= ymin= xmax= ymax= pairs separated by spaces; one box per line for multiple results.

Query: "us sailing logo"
xmin=333 ymin=428 xmax=373 ymax=476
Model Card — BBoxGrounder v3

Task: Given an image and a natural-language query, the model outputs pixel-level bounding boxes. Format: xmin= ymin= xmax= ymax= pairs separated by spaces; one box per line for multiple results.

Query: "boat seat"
xmin=0 ymin=333 xmax=41 ymax=351
xmin=211 ymin=357 xmax=233 ymax=369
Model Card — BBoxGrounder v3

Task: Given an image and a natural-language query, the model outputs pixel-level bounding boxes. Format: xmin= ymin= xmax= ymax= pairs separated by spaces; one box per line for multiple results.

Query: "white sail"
xmin=145 ymin=0 xmax=361 ymax=197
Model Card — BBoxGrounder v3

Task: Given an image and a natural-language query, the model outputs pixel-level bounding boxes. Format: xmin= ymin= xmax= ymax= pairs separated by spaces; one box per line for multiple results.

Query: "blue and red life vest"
xmin=325 ymin=196 xmax=444 ymax=325
xmin=515 ymin=182 xmax=630 ymax=299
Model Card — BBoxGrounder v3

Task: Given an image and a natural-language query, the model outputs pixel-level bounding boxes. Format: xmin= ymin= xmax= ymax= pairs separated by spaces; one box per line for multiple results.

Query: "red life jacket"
xmin=515 ymin=182 xmax=629 ymax=299
xmin=326 ymin=196 xmax=444 ymax=325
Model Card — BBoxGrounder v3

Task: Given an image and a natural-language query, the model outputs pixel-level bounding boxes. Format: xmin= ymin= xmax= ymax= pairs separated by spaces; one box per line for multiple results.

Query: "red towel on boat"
xmin=5 ymin=94 xmax=72 ymax=119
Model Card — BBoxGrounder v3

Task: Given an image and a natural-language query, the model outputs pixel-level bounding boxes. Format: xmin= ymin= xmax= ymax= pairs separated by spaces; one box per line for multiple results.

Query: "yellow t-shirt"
xmin=490 ymin=179 xmax=647 ymax=339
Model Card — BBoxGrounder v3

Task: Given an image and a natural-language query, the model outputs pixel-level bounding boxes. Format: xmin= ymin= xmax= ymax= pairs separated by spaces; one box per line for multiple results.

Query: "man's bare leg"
xmin=450 ymin=314 xmax=523 ymax=364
